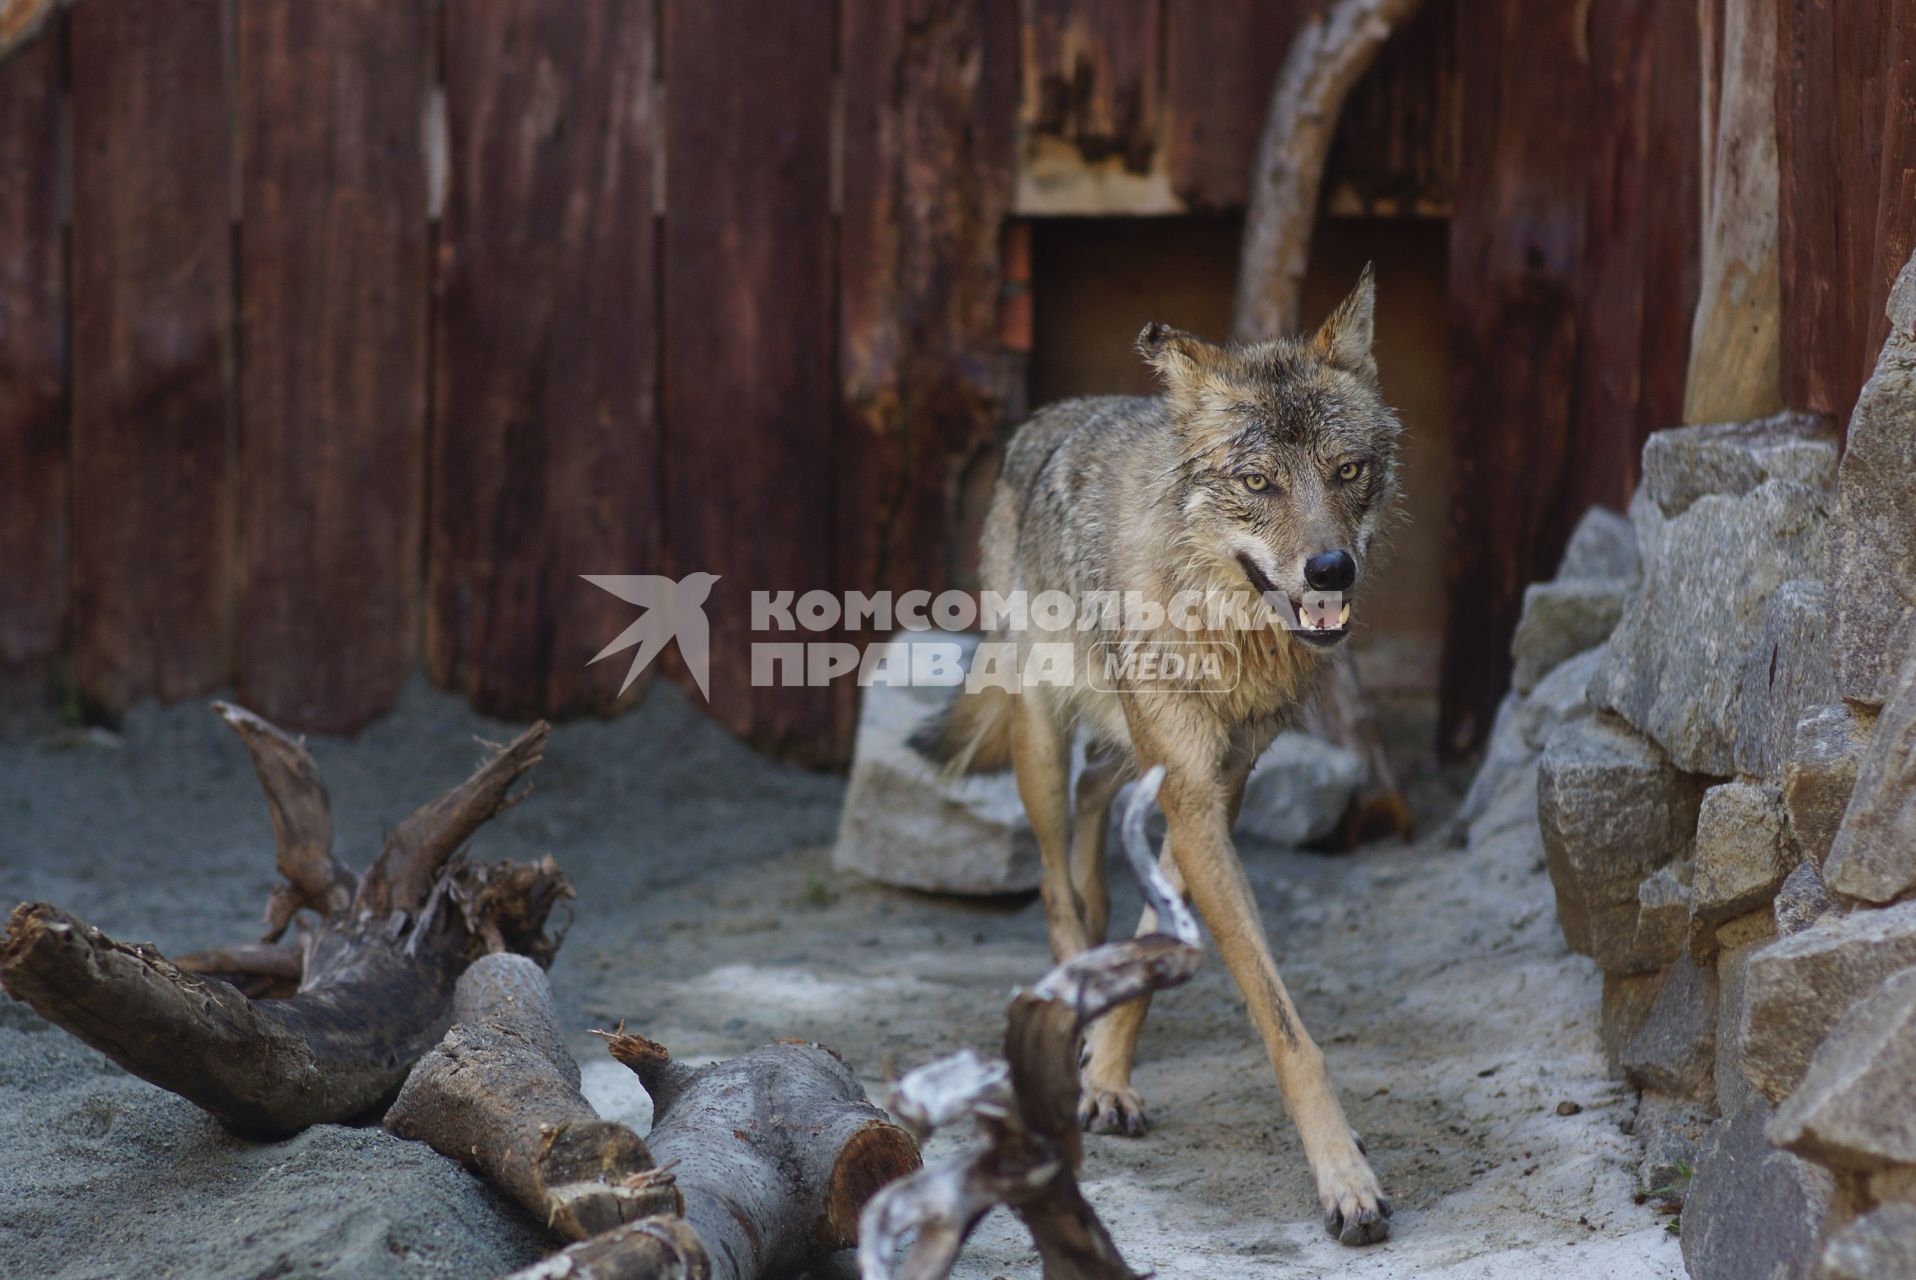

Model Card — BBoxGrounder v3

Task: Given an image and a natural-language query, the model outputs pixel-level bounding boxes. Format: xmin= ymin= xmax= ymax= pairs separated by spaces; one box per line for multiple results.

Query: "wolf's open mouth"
xmin=1238 ymin=552 xmax=1351 ymax=647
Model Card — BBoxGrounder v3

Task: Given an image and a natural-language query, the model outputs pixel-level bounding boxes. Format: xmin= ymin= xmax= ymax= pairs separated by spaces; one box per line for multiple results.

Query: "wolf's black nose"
xmin=1304 ymin=550 xmax=1356 ymax=592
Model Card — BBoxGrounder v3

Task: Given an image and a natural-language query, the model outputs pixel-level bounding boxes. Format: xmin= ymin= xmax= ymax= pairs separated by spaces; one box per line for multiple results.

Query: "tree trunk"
xmin=0 ymin=705 xmax=570 ymax=1137
xmin=387 ymin=953 xmax=679 ymax=1241
xmin=599 ymin=1030 xmax=920 ymax=1280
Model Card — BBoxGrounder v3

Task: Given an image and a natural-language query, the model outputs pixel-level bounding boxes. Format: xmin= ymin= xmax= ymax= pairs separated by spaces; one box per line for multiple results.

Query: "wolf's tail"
xmin=908 ymin=682 xmax=1014 ymax=777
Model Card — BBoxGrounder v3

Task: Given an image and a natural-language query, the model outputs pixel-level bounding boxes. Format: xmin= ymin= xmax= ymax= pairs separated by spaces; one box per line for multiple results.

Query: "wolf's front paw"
xmin=1078 ymin=1085 xmax=1148 ymax=1136
xmin=1317 ymin=1148 xmax=1391 ymax=1246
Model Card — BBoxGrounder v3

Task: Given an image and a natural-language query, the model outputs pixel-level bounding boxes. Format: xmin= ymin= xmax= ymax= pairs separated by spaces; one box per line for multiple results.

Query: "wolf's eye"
xmin=1336 ymin=460 xmax=1366 ymax=482
xmin=1242 ymin=473 xmax=1269 ymax=492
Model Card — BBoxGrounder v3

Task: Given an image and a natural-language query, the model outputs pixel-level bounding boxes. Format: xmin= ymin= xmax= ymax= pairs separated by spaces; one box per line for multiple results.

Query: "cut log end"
xmin=822 ymin=1119 xmax=923 ymax=1251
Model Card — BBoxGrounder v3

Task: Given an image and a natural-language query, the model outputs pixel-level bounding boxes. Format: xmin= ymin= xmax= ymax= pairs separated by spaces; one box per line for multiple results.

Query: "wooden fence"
xmin=0 ymin=0 xmax=1908 ymax=761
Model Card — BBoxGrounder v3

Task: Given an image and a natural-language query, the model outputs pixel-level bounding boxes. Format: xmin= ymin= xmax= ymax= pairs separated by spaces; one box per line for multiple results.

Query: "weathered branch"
xmin=598 ymin=1029 xmax=920 ymax=1280
xmin=1302 ymin=659 xmax=1416 ymax=844
xmin=1231 ymin=0 xmax=1427 ymax=342
xmin=387 ymin=954 xmax=679 ymax=1241
xmin=0 ymin=707 xmax=570 ymax=1137
xmin=858 ymin=768 xmax=1203 ymax=1280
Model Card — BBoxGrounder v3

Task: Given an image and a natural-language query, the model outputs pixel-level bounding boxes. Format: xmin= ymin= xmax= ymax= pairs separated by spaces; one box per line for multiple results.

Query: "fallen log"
xmin=594 ymin=1029 xmax=921 ymax=1280
xmin=501 ymin=1217 xmax=712 ymax=1280
xmin=0 ymin=703 xmax=571 ymax=1137
xmin=857 ymin=766 xmax=1203 ymax=1280
xmin=387 ymin=952 xmax=678 ymax=1241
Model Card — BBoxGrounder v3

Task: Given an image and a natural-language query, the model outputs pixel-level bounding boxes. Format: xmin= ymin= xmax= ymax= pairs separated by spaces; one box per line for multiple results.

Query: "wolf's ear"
xmin=1311 ymin=263 xmax=1377 ymax=381
xmin=1136 ymin=322 xmax=1218 ymax=398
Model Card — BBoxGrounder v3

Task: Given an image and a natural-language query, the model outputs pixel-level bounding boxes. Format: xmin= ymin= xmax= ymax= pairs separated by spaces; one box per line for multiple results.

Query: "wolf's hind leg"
xmin=1011 ymin=695 xmax=1087 ymax=961
xmin=1069 ymin=753 xmax=1129 ymax=947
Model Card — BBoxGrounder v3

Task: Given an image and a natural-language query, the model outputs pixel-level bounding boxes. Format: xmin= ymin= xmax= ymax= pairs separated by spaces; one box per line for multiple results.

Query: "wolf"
xmin=912 ymin=267 xmax=1402 ymax=1245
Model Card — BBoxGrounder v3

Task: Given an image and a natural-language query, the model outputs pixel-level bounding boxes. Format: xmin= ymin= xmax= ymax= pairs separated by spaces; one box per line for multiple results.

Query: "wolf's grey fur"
xmin=914 ymin=266 xmax=1403 ymax=1246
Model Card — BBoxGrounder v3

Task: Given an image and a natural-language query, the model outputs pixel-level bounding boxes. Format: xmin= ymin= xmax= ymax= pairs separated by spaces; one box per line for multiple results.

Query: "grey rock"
xmin=1818 ymin=1204 xmax=1916 ymax=1280
xmin=1827 ymin=249 xmax=1916 ymax=708
xmin=1642 ymin=411 xmax=1840 ymax=518
xmin=1825 ymin=619 xmax=1916 ymax=903
xmin=1770 ymin=965 xmax=1916 ymax=1173
xmin=1237 ymin=731 xmax=1362 ymax=847
xmin=1680 ymin=1099 xmax=1833 ymax=1280
xmin=1735 ymin=580 xmax=1838 ymax=778
xmin=1693 ymin=781 xmax=1795 ymax=925
xmin=1455 ymin=691 xmax=1532 ymax=831
xmin=1785 ymin=703 xmax=1877 ymax=869
xmin=1636 ymin=1092 xmax=1713 ymax=1203
xmin=833 ymin=635 xmax=1040 ymax=894
xmin=1538 ymin=714 xmax=1705 ymax=973
xmin=1517 ymin=644 xmax=1606 ymax=750
xmin=1629 ymin=481 xmax=1668 ymax=578
xmin=1557 ymin=504 xmax=1640 ymax=581
xmin=1632 ymin=863 xmax=1695 ymax=970
xmin=1622 ymin=951 xmax=1718 ymax=1102
xmin=1716 ymin=936 xmax=1769 ymax=1116
xmin=1510 ymin=579 xmax=1630 ymax=694
xmin=1774 ymin=861 xmax=1835 ymax=937
xmin=1466 ymin=758 xmax=1539 ymax=850
xmin=1602 ymin=969 xmax=1665 ymax=1076
xmin=1740 ymin=899 xmax=1916 ymax=1103
xmin=1591 ymin=478 xmax=1835 ymax=776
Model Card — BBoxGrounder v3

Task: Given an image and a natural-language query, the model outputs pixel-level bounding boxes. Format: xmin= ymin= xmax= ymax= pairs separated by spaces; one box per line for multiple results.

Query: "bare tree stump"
xmin=595 ymin=1029 xmax=920 ymax=1280
xmin=0 ymin=704 xmax=571 ymax=1137
xmin=858 ymin=767 xmax=1203 ymax=1280
xmin=387 ymin=953 xmax=679 ymax=1241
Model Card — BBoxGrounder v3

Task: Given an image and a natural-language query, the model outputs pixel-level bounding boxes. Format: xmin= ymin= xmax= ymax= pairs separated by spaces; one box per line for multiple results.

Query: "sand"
xmin=0 ymin=677 xmax=1682 ymax=1279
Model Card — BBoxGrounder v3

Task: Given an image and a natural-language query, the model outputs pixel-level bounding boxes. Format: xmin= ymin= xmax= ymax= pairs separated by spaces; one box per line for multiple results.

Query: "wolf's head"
xmin=1137 ymin=266 xmax=1401 ymax=651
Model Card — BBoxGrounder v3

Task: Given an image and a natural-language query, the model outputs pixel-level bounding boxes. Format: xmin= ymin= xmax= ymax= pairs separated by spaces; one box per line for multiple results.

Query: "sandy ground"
xmin=0 ymin=677 xmax=1683 ymax=1279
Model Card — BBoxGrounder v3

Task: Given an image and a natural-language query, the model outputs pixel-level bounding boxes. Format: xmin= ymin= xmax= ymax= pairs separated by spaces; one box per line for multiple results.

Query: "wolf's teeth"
xmin=1339 ymin=603 xmax=1351 ymax=625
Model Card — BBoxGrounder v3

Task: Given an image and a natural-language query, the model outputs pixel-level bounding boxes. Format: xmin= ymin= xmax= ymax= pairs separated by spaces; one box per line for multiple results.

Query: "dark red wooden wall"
xmin=0 ymin=0 xmax=1907 ymax=764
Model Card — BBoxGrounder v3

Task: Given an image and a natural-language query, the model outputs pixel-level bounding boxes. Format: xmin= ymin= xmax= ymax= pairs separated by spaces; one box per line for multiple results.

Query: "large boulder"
xmin=1692 ymin=781 xmax=1795 ymax=925
xmin=1456 ymin=644 xmax=1604 ymax=831
xmin=833 ymin=635 xmax=1041 ymax=894
xmin=1510 ymin=579 xmax=1629 ymax=694
xmin=1818 ymin=1204 xmax=1916 ymax=1280
xmin=1538 ymin=714 xmax=1705 ymax=972
xmin=1826 ymin=251 xmax=1916 ymax=709
xmin=1641 ymin=411 xmax=1839 ymax=518
xmin=1739 ymin=900 xmax=1916 ymax=1103
xmin=1823 ymin=621 xmax=1916 ymax=904
xmin=1769 ymin=965 xmax=1916 ymax=1173
xmin=1679 ymin=1099 xmax=1834 ymax=1280
xmin=1236 ymin=732 xmax=1361 ymax=847
xmin=1591 ymin=475 xmax=1836 ymax=776
xmin=1784 ymin=703 xmax=1877 ymax=869
xmin=1734 ymin=580 xmax=1838 ymax=779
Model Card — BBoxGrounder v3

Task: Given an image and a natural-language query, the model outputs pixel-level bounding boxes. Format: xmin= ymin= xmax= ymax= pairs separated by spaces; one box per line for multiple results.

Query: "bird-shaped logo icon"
xmin=581 ymin=572 xmax=721 ymax=700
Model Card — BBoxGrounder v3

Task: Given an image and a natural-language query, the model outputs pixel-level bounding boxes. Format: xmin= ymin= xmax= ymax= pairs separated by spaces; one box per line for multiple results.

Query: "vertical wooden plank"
xmin=1778 ymin=0 xmax=1890 ymax=419
xmin=1869 ymin=0 xmax=1916 ymax=388
xmin=235 ymin=0 xmax=430 ymax=732
xmin=663 ymin=0 xmax=834 ymax=760
xmin=429 ymin=0 xmax=660 ymax=720
xmin=69 ymin=0 xmax=232 ymax=714
xmin=1577 ymin=0 xmax=1701 ymax=481
xmin=1438 ymin=0 xmax=1588 ymax=756
xmin=0 ymin=37 xmax=66 ymax=666
xmin=1162 ymin=0 xmax=1305 ymax=209
xmin=1021 ymin=0 xmax=1161 ymax=170
xmin=837 ymin=0 xmax=1018 ymax=708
